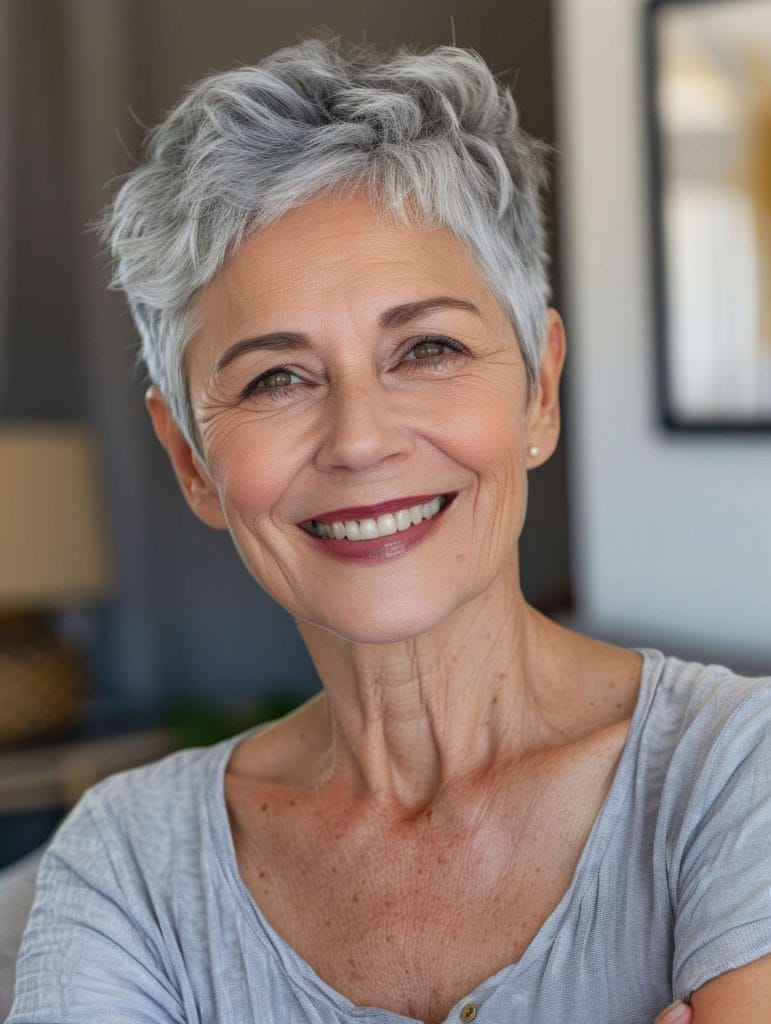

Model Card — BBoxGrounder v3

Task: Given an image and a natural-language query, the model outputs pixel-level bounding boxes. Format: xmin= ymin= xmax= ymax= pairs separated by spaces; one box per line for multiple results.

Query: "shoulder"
xmin=642 ymin=649 xmax=771 ymax=757
xmin=41 ymin=732 xmax=245 ymax=889
xmin=640 ymin=651 xmax=771 ymax=827
xmin=86 ymin=735 xmax=232 ymax=810
xmin=83 ymin=736 xmax=226 ymax=814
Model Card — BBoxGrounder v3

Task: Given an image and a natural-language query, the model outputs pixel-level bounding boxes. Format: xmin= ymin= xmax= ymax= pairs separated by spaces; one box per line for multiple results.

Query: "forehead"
xmin=193 ymin=191 xmax=502 ymax=341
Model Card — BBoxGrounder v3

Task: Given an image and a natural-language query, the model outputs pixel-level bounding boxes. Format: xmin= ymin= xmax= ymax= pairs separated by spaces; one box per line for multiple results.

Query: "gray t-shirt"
xmin=8 ymin=648 xmax=771 ymax=1024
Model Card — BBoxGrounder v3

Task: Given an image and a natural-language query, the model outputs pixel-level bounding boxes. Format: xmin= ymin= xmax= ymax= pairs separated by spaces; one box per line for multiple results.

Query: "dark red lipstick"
xmin=307 ymin=493 xmax=451 ymax=526
xmin=298 ymin=492 xmax=457 ymax=563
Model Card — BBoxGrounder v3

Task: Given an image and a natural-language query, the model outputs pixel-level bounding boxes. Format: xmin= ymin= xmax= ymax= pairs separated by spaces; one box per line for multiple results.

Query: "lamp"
xmin=0 ymin=423 xmax=112 ymax=746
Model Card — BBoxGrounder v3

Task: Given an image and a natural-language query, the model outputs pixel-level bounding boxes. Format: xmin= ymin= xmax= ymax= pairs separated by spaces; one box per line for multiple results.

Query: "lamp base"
xmin=0 ymin=613 xmax=86 ymax=747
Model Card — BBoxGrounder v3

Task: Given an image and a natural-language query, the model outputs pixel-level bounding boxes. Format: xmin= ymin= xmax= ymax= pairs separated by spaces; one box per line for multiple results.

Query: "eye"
xmin=402 ymin=335 xmax=467 ymax=368
xmin=241 ymin=367 xmax=304 ymax=400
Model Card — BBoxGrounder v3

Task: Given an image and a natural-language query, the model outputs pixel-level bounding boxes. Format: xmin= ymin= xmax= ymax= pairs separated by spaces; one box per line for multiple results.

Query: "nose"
xmin=314 ymin=375 xmax=415 ymax=474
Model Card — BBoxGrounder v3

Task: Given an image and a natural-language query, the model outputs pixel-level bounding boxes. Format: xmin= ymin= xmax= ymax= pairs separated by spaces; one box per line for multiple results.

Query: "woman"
xmin=9 ymin=38 xmax=771 ymax=1024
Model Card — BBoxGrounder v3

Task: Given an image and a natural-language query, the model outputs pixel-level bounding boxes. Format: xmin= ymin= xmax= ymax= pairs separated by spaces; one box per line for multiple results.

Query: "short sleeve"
xmin=670 ymin=684 xmax=771 ymax=1001
xmin=7 ymin=789 xmax=186 ymax=1024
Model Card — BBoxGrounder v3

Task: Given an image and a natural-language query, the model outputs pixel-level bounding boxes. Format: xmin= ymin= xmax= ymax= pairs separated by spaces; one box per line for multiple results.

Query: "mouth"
xmin=300 ymin=492 xmax=456 ymax=542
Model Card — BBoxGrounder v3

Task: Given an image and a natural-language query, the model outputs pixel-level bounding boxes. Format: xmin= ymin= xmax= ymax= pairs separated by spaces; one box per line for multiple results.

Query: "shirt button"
xmin=460 ymin=1004 xmax=477 ymax=1023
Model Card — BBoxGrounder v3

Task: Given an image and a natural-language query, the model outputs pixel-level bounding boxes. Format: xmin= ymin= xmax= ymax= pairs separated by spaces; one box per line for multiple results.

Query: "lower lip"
xmin=298 ymin=497 xmax=454 ymax=563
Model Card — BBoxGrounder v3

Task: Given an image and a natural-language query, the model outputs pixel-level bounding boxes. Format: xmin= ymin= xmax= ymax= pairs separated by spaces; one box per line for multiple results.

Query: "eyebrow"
xmin=213 ymin=296 xmax=482 ymax=375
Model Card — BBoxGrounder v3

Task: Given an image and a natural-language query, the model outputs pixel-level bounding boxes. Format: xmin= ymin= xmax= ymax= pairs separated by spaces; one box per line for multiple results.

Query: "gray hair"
xmin=102 ymin=37 xmax=552 ymax=456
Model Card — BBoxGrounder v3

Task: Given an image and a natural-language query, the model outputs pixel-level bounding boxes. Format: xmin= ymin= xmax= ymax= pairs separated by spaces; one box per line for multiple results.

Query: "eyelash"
xmin=240 ymin=335 xmax=467 ymax=402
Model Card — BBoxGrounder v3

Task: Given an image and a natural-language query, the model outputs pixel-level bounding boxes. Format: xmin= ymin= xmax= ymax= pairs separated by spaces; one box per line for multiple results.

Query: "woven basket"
xmin=0 ymin=617 xmax=85 ymax=747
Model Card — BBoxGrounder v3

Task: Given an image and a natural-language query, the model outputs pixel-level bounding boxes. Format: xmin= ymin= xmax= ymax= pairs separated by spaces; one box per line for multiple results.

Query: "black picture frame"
xmin=644 ymin=0 xmax=771 ymax=432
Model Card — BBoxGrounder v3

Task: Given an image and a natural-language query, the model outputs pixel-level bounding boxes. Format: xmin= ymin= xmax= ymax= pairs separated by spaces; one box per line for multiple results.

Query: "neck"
xmin=295 ymin=560 xmax=564 ymax=813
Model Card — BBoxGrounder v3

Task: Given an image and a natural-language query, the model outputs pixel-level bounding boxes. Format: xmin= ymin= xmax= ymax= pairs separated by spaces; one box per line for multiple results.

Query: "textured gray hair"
xmin=102 ymin=37 xmax=552 ymax=456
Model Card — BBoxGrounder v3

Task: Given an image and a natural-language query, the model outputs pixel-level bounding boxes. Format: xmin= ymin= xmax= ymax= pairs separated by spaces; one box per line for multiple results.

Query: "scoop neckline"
xmin=206 ymin=646 xmax=668 ymax=1023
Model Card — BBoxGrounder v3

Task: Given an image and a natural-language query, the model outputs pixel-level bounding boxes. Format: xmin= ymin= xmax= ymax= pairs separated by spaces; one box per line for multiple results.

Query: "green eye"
xmin=242 ymin=366 xmax=303 ymax=401
xmin=260 ymin=370 xmax=294 ymax=388
xmin=412 ymin=340 xmax=447 ymax=359
xmin=404 ymin=336 xmax=466 ymax=364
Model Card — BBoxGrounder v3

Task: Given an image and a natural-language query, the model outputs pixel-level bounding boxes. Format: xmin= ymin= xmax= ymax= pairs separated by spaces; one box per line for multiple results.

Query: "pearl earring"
xmin=528 ymin=445 xmax=540 ymax=458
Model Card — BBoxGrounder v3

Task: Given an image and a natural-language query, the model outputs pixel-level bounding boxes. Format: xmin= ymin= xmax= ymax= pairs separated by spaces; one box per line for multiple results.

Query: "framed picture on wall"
xmin=646 ymin=0 xmax=771 ymax=430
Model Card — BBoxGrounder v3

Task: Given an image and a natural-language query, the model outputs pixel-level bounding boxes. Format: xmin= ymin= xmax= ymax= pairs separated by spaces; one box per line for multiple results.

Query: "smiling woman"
xmin=7 ymin=35 xmax=771 ymax=1024
xmin=153 ymin=190 xmax=560 ymax=645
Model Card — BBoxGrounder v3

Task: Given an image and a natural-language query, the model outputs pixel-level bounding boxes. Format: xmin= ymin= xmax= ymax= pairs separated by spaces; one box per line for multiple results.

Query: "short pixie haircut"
xmin=103 ymin=37 xmax=552 ymax=456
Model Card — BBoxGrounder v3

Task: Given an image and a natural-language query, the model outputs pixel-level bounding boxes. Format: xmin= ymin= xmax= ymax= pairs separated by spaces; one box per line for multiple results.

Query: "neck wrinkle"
xmin=296 ymin=564 xmax=550 ymax=814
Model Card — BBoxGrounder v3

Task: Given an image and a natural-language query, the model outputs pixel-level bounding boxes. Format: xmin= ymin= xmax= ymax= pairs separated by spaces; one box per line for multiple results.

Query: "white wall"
xmin=554 ymin=0 xmax=771 ymax=664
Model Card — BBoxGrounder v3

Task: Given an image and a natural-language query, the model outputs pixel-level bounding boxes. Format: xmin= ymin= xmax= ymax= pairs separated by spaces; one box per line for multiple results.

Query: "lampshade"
xmin=0 ymin=423 xmax=113 ymax=610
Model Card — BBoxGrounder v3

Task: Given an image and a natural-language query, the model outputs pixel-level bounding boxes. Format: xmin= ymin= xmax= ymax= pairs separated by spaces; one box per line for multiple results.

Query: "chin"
xmin=300 ymin=585 xmax=470 ymax=646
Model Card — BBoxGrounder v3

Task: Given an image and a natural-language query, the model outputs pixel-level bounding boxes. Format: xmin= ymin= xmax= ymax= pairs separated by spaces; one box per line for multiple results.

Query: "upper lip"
xmin=304 ymin=493 xmax=452 ymax=525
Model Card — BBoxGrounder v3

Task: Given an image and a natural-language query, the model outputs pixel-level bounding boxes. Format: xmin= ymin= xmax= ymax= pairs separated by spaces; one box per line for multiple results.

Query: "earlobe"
xmin=526 ymin=308 xmax=567 ymax=466
xmin=144 ymin=386 xmax=228 ymax=530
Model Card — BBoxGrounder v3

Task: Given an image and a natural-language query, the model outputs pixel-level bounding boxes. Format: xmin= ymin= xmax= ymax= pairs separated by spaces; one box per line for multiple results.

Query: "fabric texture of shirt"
xmin=7 ymin=648 xmax=771 ymax=1024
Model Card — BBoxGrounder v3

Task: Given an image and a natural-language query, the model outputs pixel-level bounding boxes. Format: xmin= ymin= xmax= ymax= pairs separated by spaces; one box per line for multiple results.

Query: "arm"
xmin=668 ymin=685 xmax=771 ymax=1011
xmin=690 ymin=954 xmax=771 ymax=1023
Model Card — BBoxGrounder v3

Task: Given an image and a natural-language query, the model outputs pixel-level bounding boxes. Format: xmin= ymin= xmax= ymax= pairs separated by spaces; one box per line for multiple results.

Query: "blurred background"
xmin=0 ymin=0 xmax=770 ymax=866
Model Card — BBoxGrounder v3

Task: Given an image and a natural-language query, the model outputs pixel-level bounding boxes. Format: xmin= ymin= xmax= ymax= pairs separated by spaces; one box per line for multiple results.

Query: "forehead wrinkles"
xmin=220 ymin=201 xmax=481 ymax=303
xmin=201 ymin=258 xmax=479 ymax=352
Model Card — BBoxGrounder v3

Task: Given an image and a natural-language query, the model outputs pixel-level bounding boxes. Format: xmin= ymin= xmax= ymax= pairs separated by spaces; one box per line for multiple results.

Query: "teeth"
xmin=395 ymin=509 xmax=412 ymax=532
xmin=376 ymin=514 xmax=398 ymax=536
xmin=309 ymin=495 xmax=448 ymax=541
xmin=359 ymin=519 xmax=379 ymax=540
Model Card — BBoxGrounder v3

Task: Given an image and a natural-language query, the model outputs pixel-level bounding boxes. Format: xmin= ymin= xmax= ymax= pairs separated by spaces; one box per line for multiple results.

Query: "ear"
xmin=525 ymin=308 xmax=567 ymax=468
xmin=144 ymin=386 xmax=228 ymax=530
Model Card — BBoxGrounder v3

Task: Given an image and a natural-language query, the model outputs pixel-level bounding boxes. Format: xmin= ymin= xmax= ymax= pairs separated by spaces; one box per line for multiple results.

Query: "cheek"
xmin=430 ymin=382 xmax=529 ymax=556
xmin=430 ymin=378 xmax=526 ymax=480
xmin=205 ymin=418 xmax=305 ymax=523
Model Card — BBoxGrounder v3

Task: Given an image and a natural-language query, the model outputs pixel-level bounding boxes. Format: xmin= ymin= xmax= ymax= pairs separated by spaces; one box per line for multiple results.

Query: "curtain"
xmin=2 ymin=0 xmax=166 ymax=707
xmin=0 ymin=2 xmax=13 ymax=407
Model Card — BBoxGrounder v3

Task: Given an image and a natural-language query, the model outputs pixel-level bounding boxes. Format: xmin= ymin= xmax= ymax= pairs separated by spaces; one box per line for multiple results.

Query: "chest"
xmin=238 ymin=845 xmax=570 ymax=1024
xmin=227 ymin=751 xmax=622 ymax=1024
